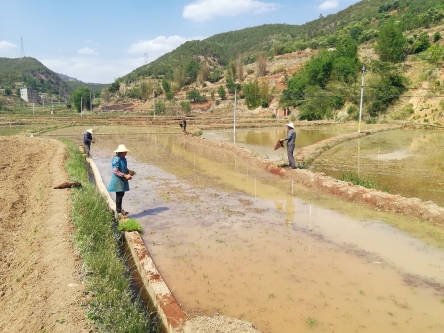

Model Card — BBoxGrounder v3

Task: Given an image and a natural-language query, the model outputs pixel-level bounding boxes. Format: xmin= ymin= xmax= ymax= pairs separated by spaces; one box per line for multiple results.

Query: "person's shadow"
xmin=130 ymin=207 xmax=169 ymax=218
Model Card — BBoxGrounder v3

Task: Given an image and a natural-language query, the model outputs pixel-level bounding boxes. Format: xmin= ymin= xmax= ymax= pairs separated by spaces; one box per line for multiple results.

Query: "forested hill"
xmin=123 ymin=0 xmax=443 ymax=83
xmin=57 ymin=74 xmax=110 ymax=92
xmin=0 ymin=57 xmax=71 ymax=96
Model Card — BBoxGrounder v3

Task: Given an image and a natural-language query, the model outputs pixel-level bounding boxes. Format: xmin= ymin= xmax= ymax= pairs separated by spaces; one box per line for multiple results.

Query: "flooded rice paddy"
xmin=86 ymin=132 xmax=444 ymax=333
xmin=202 ymin=123 xmax=367 ymax=161
xmin=311 ymin=129 xmax=444 ymax=207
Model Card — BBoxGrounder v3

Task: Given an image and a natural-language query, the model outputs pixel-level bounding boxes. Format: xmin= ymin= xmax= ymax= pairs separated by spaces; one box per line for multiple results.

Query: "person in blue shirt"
xmin=107 ymin=144 xmax=135 ymax=220
xmin=83 ymin=129 xmax=94 ymax=157
xmin=280 ymin=122 xmax=296 ymax=169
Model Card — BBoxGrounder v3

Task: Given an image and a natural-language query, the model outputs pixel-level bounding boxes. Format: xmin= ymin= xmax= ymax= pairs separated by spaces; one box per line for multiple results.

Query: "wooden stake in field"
xmin=309 ymin=205 xmax=312 ymax=231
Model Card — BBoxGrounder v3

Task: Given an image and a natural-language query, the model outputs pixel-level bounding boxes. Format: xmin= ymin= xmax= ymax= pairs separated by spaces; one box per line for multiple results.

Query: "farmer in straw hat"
xmin=83 ymin=128 xmax=94 ymax=157
xmin=107 ymin=144 xmax=135 ymax=220
xmin=280 ymin=122 xmax=296 ymax=169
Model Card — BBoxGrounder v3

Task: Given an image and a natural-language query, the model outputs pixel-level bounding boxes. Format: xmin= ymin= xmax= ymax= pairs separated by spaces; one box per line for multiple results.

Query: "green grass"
xmin=62 ymin=139 xmax=160 ymax=333
xmin=340 ymin=172 xmax=382 ymax=191
xmin=118 ymin=218 xmax=143 ymax=233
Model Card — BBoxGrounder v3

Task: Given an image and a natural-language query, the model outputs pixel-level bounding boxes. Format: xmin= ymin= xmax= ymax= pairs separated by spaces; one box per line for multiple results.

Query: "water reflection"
xmin=313 ymin=129 xmax=444 ymax=206
xmin=202 ymin=125 xmax=359 ymax=161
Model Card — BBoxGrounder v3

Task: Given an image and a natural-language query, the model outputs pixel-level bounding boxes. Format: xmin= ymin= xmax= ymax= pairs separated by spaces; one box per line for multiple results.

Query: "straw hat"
xmin=86 ymin=128 xmax=93 ymax=134
xmin=114 ymin=144 xmax=130 ymax=153
xmin=286 ymin=122 xmax=294 ymax=129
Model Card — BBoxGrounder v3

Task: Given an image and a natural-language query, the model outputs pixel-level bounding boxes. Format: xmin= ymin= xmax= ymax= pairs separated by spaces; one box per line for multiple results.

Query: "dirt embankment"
xmin=0 ymin=137 xmax=92 ymax=333
xmin=183 ymin=132 xmax=444 ymax=226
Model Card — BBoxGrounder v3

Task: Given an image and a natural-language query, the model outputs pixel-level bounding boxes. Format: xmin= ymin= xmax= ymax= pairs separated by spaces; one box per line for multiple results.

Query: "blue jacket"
xmin=107 ymin=155 xmax=130 ymax=192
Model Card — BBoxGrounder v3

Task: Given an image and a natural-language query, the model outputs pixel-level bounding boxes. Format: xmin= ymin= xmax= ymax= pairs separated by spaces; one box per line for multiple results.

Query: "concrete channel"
xmin=87 ymin=157 xmax=188 ymax=333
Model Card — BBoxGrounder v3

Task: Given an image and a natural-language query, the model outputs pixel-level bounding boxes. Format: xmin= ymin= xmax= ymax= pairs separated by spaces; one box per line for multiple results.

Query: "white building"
xmin=20 ymin=86 xmax=39 ymax=103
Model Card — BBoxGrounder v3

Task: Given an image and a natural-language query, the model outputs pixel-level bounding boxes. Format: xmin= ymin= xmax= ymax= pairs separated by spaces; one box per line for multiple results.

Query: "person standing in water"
xmin=107 ymin=144 xmax=135 ymax=220
xmin=83 ymin=129 xmax=94 ymax=157
xmin=280 ymin=122 xmax=296 ymax=169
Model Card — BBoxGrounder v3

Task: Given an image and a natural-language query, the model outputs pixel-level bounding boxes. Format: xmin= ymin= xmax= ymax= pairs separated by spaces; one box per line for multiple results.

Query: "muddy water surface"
xmin=87 ymin=133 xmax=444 ymax=333
xmin=311 ymin=129 xmax=444 ymax=207
xmin=202 ymin=124 xmax=367 ymax=161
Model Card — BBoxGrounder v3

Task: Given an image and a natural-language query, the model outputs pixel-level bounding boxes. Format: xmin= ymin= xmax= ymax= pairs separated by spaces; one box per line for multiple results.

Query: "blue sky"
xmin=0 ymin=0 xmax=359 ymax=84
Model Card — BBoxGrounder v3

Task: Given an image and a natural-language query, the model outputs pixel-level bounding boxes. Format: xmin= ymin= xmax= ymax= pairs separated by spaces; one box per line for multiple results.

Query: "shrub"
xmin=330 ymin=94 xmax=345 ymax=109
xmin=246 ymin=69 xmax=254 ymax=75
xmin=261 ymin=99 xmax=269 ymax=108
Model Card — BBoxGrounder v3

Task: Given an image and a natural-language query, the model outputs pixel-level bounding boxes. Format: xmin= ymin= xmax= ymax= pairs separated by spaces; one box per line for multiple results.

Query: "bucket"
xmin=79 ymin=145 xmax=86 ymax=154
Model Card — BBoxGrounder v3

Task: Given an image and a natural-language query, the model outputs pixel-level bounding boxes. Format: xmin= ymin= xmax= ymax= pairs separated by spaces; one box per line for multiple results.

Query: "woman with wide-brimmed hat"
xmin=107 ymin=144 xmax=134 ymax=219
xmin=279 ymin=122 xmax=296 ymax=169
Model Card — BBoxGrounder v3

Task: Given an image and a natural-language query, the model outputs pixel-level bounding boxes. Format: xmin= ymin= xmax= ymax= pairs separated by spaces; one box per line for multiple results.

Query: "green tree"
xmin=71 ymin=87 xmax=91 ymax=113
xmin=226 ymin=78 xmax=241 ymax=94
xmin=349 ymin=25 xmax=363 ymax=41
xmin=218 ymin=85 xmax=226 ymax=100
xmin=185 ymin=60 xmax=200 ymax=83
xmin=426 ymin=44 xmax=444 ymax=64
xmin=140 ymin=81 xmax=150 ymax=100
xmin=243 ymin=80 xmax=261 ymax=109
xmin=411 ymin=32 xmax=431 ymax=54
xmin=162 ymin=78 xmax=173 ymax=100
xmin=180 ymin=101 xmax=191 ymax=115
xmin=375 ymin=23 xmax=406 ymax=63
xmin=186 ymin=89 xmax=206 ymax=102
xmin=367 ymin=60 xmax=407 ymax=116
xmin=208 ymin=68 xmax=223 ymax=83
xmin=108 ymin=80 xmax=120 ymax=93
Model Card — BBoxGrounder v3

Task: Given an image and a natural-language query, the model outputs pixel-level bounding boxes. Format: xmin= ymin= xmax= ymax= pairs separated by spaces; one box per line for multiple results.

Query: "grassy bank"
xmin=62 ymin=139 xmax=160 ymax=333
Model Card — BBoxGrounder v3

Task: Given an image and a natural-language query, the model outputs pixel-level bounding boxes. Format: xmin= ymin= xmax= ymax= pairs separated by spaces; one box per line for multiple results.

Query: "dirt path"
xmin=0 ymin=137 xmax=92 ymax=333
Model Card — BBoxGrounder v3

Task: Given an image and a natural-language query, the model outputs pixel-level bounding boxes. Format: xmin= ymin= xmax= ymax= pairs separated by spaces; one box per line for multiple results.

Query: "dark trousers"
xmin=287 ymin=145 xmax=295 ymax=167
xmin=116 ymin=191 xmax=125 ymax=213
xmin=84 ymin=144 xmax=91 ymax=157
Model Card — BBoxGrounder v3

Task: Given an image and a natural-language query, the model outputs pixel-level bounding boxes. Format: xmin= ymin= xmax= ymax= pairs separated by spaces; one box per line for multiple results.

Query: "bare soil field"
xmin=0 ymin=137 xmax=92 ymax=333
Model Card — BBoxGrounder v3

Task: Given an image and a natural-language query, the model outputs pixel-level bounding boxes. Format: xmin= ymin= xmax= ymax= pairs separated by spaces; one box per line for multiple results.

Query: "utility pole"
xmin=81 ymin=96 xmax=83 ymax=117
xmin=90 ymin=91 xmax=92 ymax=112
xmin=234 ymin=89 xmax=237 ymax=144
xmin=358 ymin=65 xmax=366 ymax=134
xmin=153 ymin=86 xmax=155 ymax=119
xmin=51 ymin=100 xmax=53 ymax=115
xmin=32 ymin=95 xmax=34 ymax=115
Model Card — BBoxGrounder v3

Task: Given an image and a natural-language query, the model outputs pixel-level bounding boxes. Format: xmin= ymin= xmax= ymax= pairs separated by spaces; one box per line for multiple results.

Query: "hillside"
xmin=58 ymin=73 xmax=109 ymax=92
xmin=0 ymin=57 xmax=72 ymax=99
xmin=124 ymin=0 xmax=443 ymax=82
xmin=89 ymin=0 xmax=442 ymax=127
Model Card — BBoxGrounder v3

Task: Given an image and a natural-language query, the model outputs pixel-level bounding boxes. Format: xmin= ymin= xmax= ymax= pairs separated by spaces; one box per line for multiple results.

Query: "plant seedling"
xmin=306 ymin=317 xmax=317 ymax=327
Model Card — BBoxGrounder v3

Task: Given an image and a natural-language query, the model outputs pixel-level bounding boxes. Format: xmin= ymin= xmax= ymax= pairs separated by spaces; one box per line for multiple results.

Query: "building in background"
xmin=20 ymin=86 xmax=40 ymax=104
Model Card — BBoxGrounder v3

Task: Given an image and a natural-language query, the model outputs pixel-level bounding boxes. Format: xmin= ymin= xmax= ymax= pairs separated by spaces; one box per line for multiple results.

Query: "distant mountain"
xmin=58 ymin=73 xmax=80 ymax=82
xmin=57 ymin=73 xmax=109 ymax=92
xmin=0 ymin=57 xmax=71 ymax=97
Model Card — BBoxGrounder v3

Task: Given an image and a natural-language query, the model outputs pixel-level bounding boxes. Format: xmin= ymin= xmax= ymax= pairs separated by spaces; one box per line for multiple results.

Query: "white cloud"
xmin=0 ymin=40 xmax=18 ymax=51
xmin=183 ymin=0 xmax=280 ymax=22
xmin=41 ymin=56 xmax=143 ymax=84
xmin=319 ymin=0 xmax=339 ymax=10
xmin=128 ymin=35 xmax=205 ymax=62
xmin=78 ymin=47 xmax=98 ymax=55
